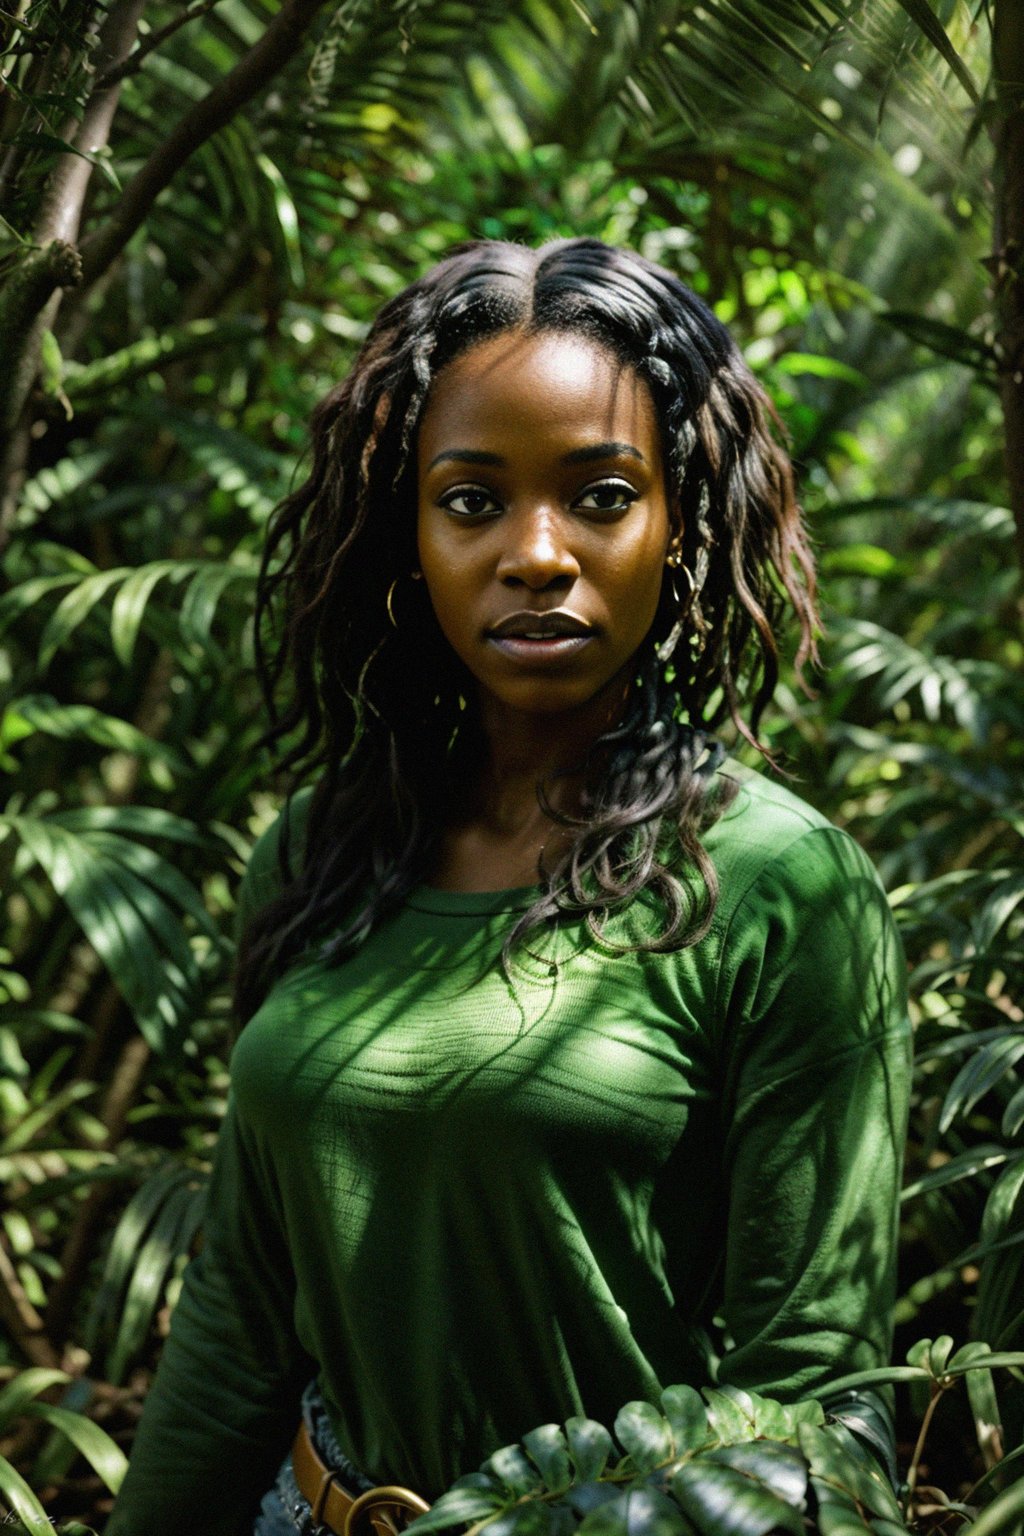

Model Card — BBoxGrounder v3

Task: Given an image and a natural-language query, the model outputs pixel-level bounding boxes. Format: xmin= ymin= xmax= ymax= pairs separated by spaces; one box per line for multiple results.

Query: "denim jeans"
xmin=253 ymin=1381 xmax=374 ymax=1535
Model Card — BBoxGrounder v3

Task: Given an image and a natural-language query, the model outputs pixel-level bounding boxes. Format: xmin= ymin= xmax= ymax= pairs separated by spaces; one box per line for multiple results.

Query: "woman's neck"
xmin=427 ymin=680 xmax=630 ymax=893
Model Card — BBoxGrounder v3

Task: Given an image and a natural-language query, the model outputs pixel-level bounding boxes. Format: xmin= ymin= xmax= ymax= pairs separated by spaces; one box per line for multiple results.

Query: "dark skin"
xmin=416 ymin=329 xmax=681 ymax=892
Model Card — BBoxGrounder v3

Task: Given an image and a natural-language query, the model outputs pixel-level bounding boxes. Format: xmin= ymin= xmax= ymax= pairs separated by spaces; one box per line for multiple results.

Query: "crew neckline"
xmin=405 ymin=883 xmax=540 ymax=915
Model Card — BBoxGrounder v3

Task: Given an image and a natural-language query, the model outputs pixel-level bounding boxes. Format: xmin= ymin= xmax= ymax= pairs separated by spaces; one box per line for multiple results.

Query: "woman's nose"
xmin=495 ymin=507 xmax=580 ymax=589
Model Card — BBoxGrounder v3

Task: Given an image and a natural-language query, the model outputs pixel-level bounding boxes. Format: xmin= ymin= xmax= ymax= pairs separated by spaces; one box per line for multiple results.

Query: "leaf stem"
xmin=905 ymin=1382 xmax=948 ymax=1514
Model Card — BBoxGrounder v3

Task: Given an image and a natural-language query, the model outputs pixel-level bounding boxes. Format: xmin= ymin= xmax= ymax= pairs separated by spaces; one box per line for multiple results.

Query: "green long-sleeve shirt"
xmin=107 ymin=765 xmax=910 ymax=1535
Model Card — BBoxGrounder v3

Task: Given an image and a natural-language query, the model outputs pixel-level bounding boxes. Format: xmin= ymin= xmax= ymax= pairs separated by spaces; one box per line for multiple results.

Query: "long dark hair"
xmin=233 ymin=238 xmax=818 ymax=1025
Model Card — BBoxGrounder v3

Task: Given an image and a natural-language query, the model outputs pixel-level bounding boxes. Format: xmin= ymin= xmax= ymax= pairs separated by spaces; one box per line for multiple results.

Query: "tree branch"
xmin=32 ymin=0 xmax=146 ymax=249
xmin=0 ymin=238 xmax=81 ymax=440
xmin=992 ymin=0 xmax=1024 ymax=567
xmin=0 ymin=1238 xmax=61 ymax=1370
xmin=0 ymin=0 xmax=143 ymax=543
xmin=93 ymin=0 xmax=227 ymax=91
xmin=77 ymin=0 xmax=335 ymax=292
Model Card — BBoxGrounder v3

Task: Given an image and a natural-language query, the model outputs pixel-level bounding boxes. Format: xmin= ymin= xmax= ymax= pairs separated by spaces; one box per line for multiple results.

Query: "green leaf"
xmin=960 ymin=1476 xmax=1024 ymax=1536
xmin=483 ymin=1444 xmax=544 ymax=1498
xmin=905 ymin=1335 xmax=954 ymax=1379
xmin=577 ymin=1487 xmax=689 ymax=1536
xmin=256 ymin=153 xmax=305 ymax=286
xmin=478 ymin=1503 xmax=558 ymax=1536
xmin=959 ymin=1349 xmax=1003 ymax=1470
xmin=901 ymin=1145 xmax=1021 ymax=1203
xmin=0 ymin=1451 xmax=52 ymax=1528
xmin=567 ymin=1483 xmax=622 ymax=1519
xmin=0 ymin=1368 xmax=70 ymax=1426
xmin=86 ymin=1165 xmax=200 ymax=1356
xmin=749 ymin=1397 xmax=824 ymax=1441
xmin=822 ymin=544 xmax=903 ymax=579
xmin=700 ymin=1387 xmax=758 ymax=1444
xmin=566 ymin=1417 xmax=615 ymax=1482
xmin=878 ymin=310 xmax=996 ymax=373
xmin=706 ymin=1442 xmax=807 ymax=1508
xmin=614 ymin=1400 xmax=674 ymax=1471
xmin=671 ymin=1454 xmax=804 ymax=1536
xmin=660 ymin=1385 xmax=711 ymax=1455
xmin=110 ymin=561 xmax=190 ymax=667
xmin=37 ymin=569 xmax=128 ymax=668
xmin=22 ymin=1400 xmax=127 ymax=1492
xmin=1002 ymin=1081 xmax=1024 ymax=1139
xmin=12 ymin=695 xmax=190 ymax=771
xmin=797 ymin=1423 xmax=903 ymax=1525
xmin=939 ymin=1037 xmax=1024 ymax=1133
xmin=891 ymin=0 xmax=980 ymax=103
xmin=522 ymin=1424 xmax=571 ymax=1491
xmin=405 ymin=1484 xmax=507 ymax=1534
xmin=105 ymin=1175 xmax=205 ymax=1382
xmin=772 ymin=352 xmax=869 ymax=388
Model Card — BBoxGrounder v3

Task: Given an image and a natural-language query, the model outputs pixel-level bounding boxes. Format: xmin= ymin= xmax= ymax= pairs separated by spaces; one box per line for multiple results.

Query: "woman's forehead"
xmin=418 ymin=329 xmax=659 ymax=460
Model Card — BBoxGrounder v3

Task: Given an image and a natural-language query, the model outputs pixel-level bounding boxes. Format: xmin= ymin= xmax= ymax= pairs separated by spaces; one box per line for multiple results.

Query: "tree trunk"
xmin=992 ymin=0 xmax=1024 ymax=567
xmin=0 ymin=0 xmax=144 ymax=542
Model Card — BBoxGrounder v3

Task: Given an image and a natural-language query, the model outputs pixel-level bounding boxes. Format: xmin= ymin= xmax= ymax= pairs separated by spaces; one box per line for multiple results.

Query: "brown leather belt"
xmin=291 ymin=1418 xmax=431 ymax=1536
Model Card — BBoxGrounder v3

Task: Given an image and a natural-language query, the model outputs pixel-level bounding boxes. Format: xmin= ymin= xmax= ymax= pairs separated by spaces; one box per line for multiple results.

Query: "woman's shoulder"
xmin=702 ymin=760 xmax=885 ymax=928
xmin=234 ymin=784 xmax=316 ymax=938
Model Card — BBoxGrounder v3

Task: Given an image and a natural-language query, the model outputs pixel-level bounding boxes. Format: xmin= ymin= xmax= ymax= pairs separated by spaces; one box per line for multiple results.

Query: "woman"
xmin=106 ymin=239 xmax=910 ymax=1536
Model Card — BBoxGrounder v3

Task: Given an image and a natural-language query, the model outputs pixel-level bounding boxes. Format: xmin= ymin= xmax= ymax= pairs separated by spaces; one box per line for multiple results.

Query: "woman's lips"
xmin=485 ymin=610 xmax=595 ymax=662
xmin=487 ymin=633 xmax=594 ymax=661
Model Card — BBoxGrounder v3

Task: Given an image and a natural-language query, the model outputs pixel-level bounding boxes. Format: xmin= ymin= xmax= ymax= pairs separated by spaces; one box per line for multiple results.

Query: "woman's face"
xmin=416 ymin=329 xmax=675 ymax=729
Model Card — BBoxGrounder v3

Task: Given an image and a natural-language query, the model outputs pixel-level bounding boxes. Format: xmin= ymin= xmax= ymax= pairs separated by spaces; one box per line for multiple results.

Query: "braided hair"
xmin=234 ymin=238 xmax=818 ymax=1024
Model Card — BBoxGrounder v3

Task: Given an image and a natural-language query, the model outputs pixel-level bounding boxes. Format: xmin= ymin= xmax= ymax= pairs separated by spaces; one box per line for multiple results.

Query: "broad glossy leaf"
xmin=577 ymin=1487 xmax=689 ymax=1536
xmin=566 ymin=1417 xmax=615 ymax=1481
xmin=660 ymin=1385 xmax=710 ymax=1455
xmin=523 ymin=1424 xmax=571 ymax=1490
xmin=704 ymin=1443 xmax=807 ymax=1506
xmin=614 ymin=1400 xmax=674 ymax=1471
xmin=671 ymin=1456 xmax=804 ymax=1536
xmin=478 ymin=1502 xmax=559 ymax=1536
xmin=405 ymin=1484 xmax=507 ymax=1533
xmin=797 ymin=1423 xmax=903 ymax=1524
xmin=484 ymin=1444 xmax=544 ymax=1497
xmin=567 ymin=1482 xmax=622 ymax=1518
xmin=700 ymin=1387 xmax=758 ymax=1444
xmin=749 ymin=1397 xmax=823 ymax=1442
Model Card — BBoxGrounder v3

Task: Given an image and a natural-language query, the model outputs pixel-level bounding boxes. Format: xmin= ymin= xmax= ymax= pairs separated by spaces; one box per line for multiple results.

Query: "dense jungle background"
xmin=1 ymin=1 xmax=1023 ymax=1533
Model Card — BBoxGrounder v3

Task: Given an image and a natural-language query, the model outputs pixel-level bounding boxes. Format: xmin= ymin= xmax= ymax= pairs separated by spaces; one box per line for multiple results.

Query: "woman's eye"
xmin=575 ymin=481 xmax=639 ymax=513
xmin=438 ymin=487 xmax=500 ymax=518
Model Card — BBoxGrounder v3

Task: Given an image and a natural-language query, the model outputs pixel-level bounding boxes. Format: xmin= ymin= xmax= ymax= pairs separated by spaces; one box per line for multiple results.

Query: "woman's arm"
xmin=105 ymin=1093 xmax=313 ymax=1536
xmin=712 ymin=826 xmax=912 ymax=1471
xmin=106 ymin=796 xmax=315 ymax=1536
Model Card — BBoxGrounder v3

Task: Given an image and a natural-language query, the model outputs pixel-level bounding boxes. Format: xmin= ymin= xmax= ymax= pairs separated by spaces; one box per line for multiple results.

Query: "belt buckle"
xmin=344 ymin=1484 xmax=431 ymax=1536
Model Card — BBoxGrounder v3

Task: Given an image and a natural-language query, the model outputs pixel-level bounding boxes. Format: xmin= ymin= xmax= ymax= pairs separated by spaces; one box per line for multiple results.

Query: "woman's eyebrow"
xmin=562 ymin=442 xmax=645 ymax=465
xmin=426 ymin=442 xmax=646 ymax=471
xmin=426 ymin=449 xmax=504 ymax=470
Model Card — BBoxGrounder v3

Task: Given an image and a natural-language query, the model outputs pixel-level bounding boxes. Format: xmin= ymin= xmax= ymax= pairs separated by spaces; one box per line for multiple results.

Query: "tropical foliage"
xmin=0 ymin=1 xmax=1021 ymax=1532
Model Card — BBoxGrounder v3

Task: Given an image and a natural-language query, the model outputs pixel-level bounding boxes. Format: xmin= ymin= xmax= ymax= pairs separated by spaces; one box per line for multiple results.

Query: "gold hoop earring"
xmin=657 ymin=558 xmax=695 ymax=663
xmin=387 ymin=569 xmax=423 ymax=629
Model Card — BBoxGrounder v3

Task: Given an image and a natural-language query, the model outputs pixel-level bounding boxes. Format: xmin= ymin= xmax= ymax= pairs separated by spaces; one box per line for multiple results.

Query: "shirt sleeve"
xmin=711 ymin=826 xmax=911 ymax=1451
xmin=106 ymin=803 xmax=315 ymax=1536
